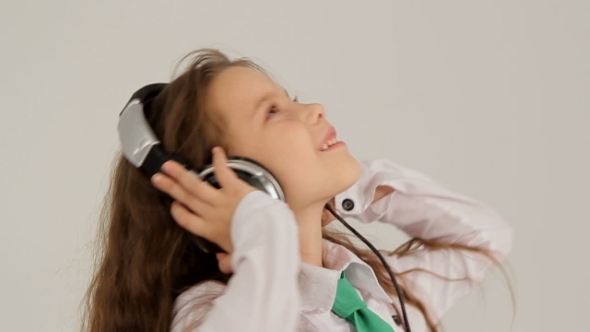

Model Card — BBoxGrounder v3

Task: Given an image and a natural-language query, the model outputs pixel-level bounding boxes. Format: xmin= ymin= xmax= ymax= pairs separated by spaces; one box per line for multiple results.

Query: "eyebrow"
xmin=252 ymin=92 xmax=273 ymax=113
xmin=282 ymin=88 xmax=291 ymax=98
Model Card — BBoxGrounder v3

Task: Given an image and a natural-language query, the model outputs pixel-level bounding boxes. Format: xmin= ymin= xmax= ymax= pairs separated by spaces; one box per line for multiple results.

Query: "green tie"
xmin=331 ymin=272 xmax=395 ymax=332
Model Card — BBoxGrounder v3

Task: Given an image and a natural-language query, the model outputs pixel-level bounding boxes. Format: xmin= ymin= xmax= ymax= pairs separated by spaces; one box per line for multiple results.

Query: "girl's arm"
xmin=334 ymin=159 xmax=514 ymax=322
xmin=171 ymin=191 xmax=301 ymax=332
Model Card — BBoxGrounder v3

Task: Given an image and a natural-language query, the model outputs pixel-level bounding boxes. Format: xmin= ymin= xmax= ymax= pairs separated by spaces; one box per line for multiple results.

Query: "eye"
xmin=267 ymin=105 xmax=280 ymax=116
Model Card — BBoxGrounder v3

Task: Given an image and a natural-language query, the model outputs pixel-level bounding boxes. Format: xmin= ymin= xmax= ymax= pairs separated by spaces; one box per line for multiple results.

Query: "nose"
xmin=303 ymin=103 xmax=325 ymax=125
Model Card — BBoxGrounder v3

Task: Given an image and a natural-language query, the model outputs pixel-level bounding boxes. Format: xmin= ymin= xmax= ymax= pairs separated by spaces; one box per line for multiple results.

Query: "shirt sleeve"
xmin=333 ymin=159 xmax=514 ymax=322
xmin=171 ymin=191 xmax=301 ymax=332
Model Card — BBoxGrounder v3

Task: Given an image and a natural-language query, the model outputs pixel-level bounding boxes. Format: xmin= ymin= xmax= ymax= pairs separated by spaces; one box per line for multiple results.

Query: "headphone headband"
xmin=117 ymin=83 xmax=172 ymax=174
xmin=129 ymin=83 xmax=167 ymax=103
xmin=119 ymin=83 xmax=167 ymax=116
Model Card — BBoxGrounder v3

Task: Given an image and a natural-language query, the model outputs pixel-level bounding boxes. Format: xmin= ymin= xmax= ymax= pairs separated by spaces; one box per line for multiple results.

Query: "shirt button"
xmin=341 ymin=198 xmax=355 ymax=211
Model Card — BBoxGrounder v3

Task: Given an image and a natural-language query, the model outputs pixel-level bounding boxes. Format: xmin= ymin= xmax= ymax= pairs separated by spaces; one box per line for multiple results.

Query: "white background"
xmin=1 ymin=1 xmax=588 ymax=331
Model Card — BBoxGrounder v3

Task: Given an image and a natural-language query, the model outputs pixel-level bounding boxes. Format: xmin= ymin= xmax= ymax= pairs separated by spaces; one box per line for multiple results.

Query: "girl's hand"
xmin=151 ymin=147 xmax=256 ymax=253
xmin=321 ymin=200 xmax=336 ymax=226
xmin=216 ymin=252 xmax=233 ymax=274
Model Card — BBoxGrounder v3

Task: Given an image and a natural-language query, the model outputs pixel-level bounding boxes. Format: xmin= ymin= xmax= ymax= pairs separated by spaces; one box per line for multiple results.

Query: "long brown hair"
xmin=82 ymin=49 xmax=512 ymax=332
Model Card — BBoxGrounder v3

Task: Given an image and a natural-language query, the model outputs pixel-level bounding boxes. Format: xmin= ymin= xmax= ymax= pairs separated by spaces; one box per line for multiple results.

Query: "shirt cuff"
xmin=334 ymin=159 xmax=404 ymax=221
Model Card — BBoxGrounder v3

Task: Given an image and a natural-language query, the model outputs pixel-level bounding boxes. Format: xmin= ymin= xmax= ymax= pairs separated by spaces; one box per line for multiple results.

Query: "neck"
xmin=293 ymin=203 xmax=325 ymax=267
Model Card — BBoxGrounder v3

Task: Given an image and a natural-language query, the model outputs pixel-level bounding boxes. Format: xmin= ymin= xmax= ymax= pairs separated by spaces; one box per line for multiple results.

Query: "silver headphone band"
xmin=117 ymin=99 xmax=161 ymax=168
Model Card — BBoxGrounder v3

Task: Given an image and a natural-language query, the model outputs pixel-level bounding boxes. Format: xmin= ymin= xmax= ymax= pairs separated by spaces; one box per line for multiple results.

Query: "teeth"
xmin=321 ymin=137 xmax=338 ymax=151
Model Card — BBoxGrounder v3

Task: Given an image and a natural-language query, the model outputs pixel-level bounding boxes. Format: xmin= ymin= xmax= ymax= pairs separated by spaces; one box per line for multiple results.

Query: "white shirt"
xmin=170 ymin=159 xmax=514 ymax=332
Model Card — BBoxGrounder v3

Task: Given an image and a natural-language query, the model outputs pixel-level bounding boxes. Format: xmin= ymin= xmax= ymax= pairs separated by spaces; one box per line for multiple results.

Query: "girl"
xmin=83 ymin=49 xmax=513 ymax=332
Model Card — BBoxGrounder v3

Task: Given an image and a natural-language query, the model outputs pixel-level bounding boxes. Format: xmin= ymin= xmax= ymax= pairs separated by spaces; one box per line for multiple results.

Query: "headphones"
xmin=117 ymin=83 xmax=412 ymax=332
xmin=117 ymin=83 xmax=285 ymax=253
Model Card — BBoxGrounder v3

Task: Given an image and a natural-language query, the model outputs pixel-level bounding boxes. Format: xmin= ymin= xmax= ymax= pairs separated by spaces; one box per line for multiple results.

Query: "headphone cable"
xmin=324 ymin=204 xmax=412 ymax=332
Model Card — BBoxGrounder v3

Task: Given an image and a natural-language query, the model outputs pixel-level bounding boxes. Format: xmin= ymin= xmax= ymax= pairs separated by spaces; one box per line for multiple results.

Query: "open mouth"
xmin=320 ymin=127 xmax=344 ymax=151
xmin=321 ymin=136 xmax=340 ymax=151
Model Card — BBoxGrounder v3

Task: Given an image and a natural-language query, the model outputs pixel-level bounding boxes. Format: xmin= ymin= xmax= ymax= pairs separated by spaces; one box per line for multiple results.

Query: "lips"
xmin=319 ymin=127 xmax=338 ymax=151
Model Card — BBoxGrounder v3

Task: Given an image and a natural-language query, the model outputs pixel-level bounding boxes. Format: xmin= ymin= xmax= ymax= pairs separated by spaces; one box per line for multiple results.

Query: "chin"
xmin=335 ymin=157 xmax=362 ymax=193
xmin=319 ymin=155 xmax=362 ymax=200
xmin=277 ymin=154 xmax=362 ymax=209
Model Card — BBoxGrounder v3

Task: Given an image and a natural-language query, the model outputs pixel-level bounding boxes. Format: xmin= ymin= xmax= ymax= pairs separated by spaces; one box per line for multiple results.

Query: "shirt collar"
xmin=298 ymin=239 xmax=393 ymax=313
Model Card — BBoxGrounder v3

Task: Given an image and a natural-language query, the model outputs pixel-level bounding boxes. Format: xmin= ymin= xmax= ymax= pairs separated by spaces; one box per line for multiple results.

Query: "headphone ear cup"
xmin=234 ymin=170 xmax=266 ymax=190
xmin=192 ymin=158 xmax=285 ymax=254
xmin=199 ymin=158 xmax=284 ymax=201
xmin=202 ymin=169 xmax=267 ymax=191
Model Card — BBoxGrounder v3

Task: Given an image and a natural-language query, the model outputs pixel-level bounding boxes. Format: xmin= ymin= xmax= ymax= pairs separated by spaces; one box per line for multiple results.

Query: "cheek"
xmin=229 ymin=125 xmax=316 ymax=174
xmin=260 ymin=125 xmax=316 ymax=161
xmin=230 ymin=125 xmax=360 ymax=205
xmin=256 ymin=127 xmax=320 ymax=183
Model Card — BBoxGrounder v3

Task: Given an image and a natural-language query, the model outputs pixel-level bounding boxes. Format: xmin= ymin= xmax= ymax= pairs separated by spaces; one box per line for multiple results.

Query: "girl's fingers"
xmin=158 ymin=160 xmax=221 ymax=204
xmin=211 ymin=147 xmax=239 ymax=189
xmin=151 ymin=171 xmax=215 ymax=215
xmin=151 ymin=173 xmax=195 ymax=205
xmin=321 ymin=198 xmax=336 ymax=226
xmin=216 ymin=252 xmax=233 ymax=274
xmin=170 ymin=201 xmax=209 ymax=238
xmin=321 ymin=208 xmax=335 ymax=226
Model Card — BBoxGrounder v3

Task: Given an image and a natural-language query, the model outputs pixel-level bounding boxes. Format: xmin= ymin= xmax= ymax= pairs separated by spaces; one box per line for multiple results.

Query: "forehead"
xmin=205 ymin=66 xmax=278 ymax=118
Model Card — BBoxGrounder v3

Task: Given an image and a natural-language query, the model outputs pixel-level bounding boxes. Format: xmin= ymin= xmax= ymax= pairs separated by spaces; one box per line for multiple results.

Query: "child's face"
xmin=204 ymin=66 xmax=361 ymax=212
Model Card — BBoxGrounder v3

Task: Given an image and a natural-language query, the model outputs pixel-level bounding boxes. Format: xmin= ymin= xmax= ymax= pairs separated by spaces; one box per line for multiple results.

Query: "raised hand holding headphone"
xmin=151 ymin=147 xmax=256 ymax=253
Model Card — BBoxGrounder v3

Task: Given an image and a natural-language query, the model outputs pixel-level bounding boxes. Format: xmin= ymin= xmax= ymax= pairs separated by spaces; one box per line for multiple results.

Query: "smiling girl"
xmin=83 ymin=49 xmax=513 ymax=332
